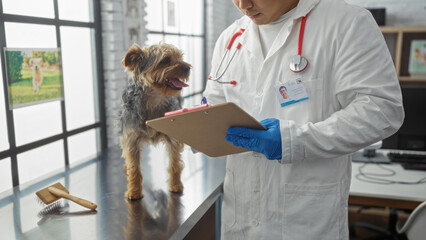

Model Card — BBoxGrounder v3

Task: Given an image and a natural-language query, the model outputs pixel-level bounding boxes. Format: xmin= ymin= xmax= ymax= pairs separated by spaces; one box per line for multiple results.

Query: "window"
xmin=0 ymin=0 xmax=105 ymax=192
xmin=145 ymin=0 xmax=206 ymax=107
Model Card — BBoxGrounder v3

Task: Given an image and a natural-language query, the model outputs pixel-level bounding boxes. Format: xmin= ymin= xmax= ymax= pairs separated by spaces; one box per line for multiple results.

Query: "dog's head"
xmin=122 ymin=43 xmax=191 ymax=97
xmin=29 ymin=58 xmax=42 ymax=71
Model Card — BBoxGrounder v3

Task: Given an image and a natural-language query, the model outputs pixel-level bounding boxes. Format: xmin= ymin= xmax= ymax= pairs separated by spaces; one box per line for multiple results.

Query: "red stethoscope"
xmin=208 ymin=14 xmax=309 ymax=85
xmin=208 ymin=28 xmax=245 ymax=85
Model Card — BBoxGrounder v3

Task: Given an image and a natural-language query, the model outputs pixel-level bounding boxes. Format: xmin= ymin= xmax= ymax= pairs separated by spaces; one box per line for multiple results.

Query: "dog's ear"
xmin=122 ymin=44 xmax=152 ymax=73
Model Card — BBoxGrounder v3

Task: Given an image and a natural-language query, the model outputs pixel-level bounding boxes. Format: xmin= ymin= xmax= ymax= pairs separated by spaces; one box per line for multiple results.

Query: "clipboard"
xmin=146 ymin=102 xmax=266 ymax=157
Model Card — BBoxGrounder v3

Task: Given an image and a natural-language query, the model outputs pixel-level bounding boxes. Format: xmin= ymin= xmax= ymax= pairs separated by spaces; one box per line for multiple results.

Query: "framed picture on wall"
xmin=408 ymin=40 xmax=426 ymax=76
xmin=4 ymin=48 xmax=64 ymax=109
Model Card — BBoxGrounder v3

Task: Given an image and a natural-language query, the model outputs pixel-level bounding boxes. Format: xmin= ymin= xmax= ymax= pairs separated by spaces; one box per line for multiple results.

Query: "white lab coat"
xmin=203 ymin=0 xmax=404 ymax=239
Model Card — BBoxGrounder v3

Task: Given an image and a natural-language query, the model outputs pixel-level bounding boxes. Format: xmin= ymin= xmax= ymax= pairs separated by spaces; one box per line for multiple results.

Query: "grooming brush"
xmin=36 ymin=182 xmax=97 ymax=210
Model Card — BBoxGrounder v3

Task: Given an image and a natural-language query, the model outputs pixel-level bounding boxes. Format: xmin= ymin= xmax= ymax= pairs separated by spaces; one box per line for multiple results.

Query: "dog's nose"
xmin=181 ymin=64 xmax=190 ymax=75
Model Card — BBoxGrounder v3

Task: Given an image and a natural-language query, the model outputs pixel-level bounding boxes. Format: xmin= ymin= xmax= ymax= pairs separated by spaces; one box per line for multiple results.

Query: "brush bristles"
xmin=36 ymin=196 xmax=67 ymax=217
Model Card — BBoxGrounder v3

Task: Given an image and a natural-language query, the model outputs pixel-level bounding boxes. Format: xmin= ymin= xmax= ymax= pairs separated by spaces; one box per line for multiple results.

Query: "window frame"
xmin=0 ymin=0 xmax=106 ymax=187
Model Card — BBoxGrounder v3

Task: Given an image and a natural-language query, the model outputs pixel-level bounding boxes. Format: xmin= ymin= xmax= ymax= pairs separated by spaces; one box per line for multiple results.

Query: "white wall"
xmin=346 ymin=0 xmax=426 ymax=26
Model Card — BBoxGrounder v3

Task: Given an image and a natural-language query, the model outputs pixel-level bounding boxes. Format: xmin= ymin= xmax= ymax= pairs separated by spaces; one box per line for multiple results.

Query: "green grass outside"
xmin=8 ymin=68 xmax=63 ymax=106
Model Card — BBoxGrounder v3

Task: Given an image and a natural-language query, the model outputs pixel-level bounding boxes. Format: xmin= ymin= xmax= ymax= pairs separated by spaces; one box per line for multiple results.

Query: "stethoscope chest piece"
xmin=290 ymin=54 xmax=308 ymax=73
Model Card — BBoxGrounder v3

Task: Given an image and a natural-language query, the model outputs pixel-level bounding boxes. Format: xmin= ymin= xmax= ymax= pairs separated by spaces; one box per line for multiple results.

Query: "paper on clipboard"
xmin=146 ymin=102 xmax=266 ymax=157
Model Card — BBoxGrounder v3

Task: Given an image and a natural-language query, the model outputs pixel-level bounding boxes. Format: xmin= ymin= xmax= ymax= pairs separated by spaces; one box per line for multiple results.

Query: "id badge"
xmin=275 ymin=78 xmax=309 ymax=107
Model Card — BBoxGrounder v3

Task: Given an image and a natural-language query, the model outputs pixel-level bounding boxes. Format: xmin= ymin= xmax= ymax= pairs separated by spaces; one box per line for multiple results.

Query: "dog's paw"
xmin=169 ymin=183 xmax=184 ymax=193
xmin=125 ymin=190 xmax=144 ymax=200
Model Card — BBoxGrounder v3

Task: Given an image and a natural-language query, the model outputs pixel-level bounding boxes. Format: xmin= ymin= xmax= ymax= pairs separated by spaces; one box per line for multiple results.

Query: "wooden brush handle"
xmin=48 ymin=187 xmax=97 ymax=210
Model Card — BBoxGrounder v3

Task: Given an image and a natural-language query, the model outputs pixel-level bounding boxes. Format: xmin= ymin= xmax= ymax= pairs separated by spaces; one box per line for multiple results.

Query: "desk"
xmin=350 ymin=150 xmax=426 ymax=210
xmin=0 ymin=145 xmax=226 ymax=240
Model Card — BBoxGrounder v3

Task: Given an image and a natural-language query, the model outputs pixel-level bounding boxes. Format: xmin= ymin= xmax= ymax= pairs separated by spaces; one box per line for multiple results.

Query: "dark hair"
xmin=279 ymin=86 xmax=287 ymax=91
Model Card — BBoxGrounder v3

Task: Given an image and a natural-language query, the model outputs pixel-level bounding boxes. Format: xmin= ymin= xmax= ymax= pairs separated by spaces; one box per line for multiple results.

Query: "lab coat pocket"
xmin=282 ymin=183 xmax=340 ymax=240
xmin=222 ymin=168 xmax=236 ymax=227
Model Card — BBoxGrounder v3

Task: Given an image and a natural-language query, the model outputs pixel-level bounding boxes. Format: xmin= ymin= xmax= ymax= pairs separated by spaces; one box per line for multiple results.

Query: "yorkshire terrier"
xmin=119 ymin=43 xmax=191 ymax=200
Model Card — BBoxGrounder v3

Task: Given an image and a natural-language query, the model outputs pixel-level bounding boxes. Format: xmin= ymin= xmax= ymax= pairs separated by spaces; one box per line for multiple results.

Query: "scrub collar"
xmin=260 ymin=7 xmax=296 ymax=30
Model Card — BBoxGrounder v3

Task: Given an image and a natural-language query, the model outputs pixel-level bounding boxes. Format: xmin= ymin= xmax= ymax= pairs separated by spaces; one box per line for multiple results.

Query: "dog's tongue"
xmin=169 ymin=78 xmax=188 ymax=88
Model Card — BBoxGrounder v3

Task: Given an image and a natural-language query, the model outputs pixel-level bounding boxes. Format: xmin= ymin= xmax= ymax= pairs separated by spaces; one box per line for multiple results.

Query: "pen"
xmin=201 ymin=97 xmax=207 ymax=105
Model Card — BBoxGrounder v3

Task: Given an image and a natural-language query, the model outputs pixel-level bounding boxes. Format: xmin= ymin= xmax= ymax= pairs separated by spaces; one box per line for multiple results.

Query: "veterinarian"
xmin=203 ymin=0 xmax=404 ymax=239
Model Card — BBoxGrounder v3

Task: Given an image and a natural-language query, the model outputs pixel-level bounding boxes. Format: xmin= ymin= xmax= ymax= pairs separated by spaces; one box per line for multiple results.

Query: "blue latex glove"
xmin=225 ymin=118 xmax=282 ymax=160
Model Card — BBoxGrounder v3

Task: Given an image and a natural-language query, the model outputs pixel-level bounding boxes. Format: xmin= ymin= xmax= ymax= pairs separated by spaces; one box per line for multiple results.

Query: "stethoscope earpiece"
xmin=208 ymin=76 xmax=237 ymax=85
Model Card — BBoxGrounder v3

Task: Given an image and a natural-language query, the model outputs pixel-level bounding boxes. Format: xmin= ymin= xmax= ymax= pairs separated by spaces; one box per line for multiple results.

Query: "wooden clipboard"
xmin=146 ymin=102 xmax=266 ymax=157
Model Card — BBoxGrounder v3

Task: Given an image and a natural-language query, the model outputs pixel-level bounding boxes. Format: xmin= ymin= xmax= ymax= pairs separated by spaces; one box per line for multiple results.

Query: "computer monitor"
xmin=382 ymin=86 xmax=426 ymax=151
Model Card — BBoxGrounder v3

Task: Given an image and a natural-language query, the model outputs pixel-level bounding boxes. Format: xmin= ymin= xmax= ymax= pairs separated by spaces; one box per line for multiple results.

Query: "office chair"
xmin=350 ymin=201 xmax=426 ymax=240
xmin=349 ymin=207 xmax=400 ymax=240
xmin=396 ymin=201 xmax=426 ymax=240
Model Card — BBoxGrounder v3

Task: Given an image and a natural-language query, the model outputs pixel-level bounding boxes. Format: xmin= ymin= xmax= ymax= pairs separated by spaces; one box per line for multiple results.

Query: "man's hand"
xmin=225 ymin=118 xmax=282 ymax=160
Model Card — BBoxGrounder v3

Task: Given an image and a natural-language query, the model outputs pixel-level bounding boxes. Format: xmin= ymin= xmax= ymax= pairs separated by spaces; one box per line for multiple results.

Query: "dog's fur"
xmin=119 ymin=43 xmax=191 ymax=200
xmin=30 ymin=58 xmax=43 ymax=92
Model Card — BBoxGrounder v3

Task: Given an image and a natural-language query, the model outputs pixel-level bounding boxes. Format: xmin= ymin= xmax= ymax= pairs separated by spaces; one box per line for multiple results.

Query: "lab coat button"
xmin=256 ymin=90 xmax=262 ymax=96
xmin=252 ymin=220 xmax=259 ymax=226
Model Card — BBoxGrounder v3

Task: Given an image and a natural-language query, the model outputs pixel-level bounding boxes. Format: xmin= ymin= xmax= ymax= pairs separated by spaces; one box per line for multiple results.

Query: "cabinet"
xmin=380 ymin=26 xmax=426 ymax=82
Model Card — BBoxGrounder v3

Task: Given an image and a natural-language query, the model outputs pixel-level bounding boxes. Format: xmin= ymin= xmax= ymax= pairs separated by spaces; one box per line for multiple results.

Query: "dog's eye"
xmin=160 ymin=57 xmax=171 ymax=65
